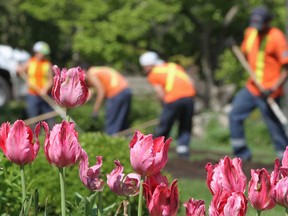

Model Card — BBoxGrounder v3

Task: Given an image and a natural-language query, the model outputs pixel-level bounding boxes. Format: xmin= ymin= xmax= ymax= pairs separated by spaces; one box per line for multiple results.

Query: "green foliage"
xmin=0 ymin=101 xmax=26 ymax=124
xmin=215 ymin=49 xmax=247 ymax=91
xmin=0 ymin=133 xmax=140 ymax=215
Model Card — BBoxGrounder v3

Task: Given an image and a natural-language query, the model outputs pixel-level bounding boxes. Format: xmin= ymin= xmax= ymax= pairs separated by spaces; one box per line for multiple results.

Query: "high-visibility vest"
xmin=153 ymin=63 xmax=191 ymax=92
xmin=109 ymin=68 xmax=118 ymax=88
xmin=245 ymin=29 xmax=269 ymax=83
xmin=91 ymin=66 xmax=128 ymax=98
xmin=27 ymin=58 xmax=50 ymax=94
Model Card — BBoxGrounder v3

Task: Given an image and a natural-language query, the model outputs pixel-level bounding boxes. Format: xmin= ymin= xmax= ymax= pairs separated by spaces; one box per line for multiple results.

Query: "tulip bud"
xmin=129 ymin=130 xmax=171 ymax=176
xmin=40 ymin=120 xmax=82 ymax=167
xmin=272 ymin=177 xmax=288 ymax=208
xmin=0 ymin=120 xmax=40 ymax=165
xmin=183 ymin=198 xmax=205 ymax=216
xmin=248 ymin=168 xmax=276 ymax=211
xmin=143 ymin=173 xmax=179 ymax=216
xmin=52 ymin=65 xmax=88 ymax=108
xmin=206 ymin=156 xmax=246 ymax=195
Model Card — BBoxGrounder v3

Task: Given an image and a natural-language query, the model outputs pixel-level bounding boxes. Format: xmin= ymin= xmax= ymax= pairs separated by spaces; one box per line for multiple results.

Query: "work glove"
xmin=91 ymin=111 xmax=98 ymax=120
xmin=260 ymin=89 xmax=273 ymax=99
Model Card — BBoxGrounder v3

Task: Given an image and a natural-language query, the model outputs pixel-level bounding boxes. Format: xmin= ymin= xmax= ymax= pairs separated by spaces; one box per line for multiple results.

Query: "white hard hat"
xmin=33 ymin=41 xmax=50 ymax=55
xmin=139 ymin=51 xmax=164 ymax=66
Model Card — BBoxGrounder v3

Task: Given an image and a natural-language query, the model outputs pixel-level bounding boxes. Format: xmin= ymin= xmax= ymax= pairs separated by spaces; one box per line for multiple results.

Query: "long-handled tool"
xmin=113 ymin=118 xmax=159 ymax=137
xmin=229 ymin=41 xmax=288 ymax=134
xmin=24 ymin=111 xmax=58 ymax=125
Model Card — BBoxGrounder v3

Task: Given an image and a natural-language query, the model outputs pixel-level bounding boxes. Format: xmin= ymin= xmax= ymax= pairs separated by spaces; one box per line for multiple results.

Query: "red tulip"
xmin=79 ymin=149 xmax=104 ymax=191
xmin=248 ymin=165 xmax=279 ymax=211
xmin=0 ymin=120 xmax=40 ymax=165
xmin=143 ymin=172 xmax=169 ymax=207
xmin=209 ymin=190 xmax=247 ymax=216
xmin=39 ymin=120 xmax=82 ymax=167
xmin=271 ymin=176 xmax=288 ymax=208
xmin=107 ymin=160 xmax=141 ymax=197
xmin=183 ymin=198 xmax=205 ymax=216
xmin=52 ymin=65 xmax=88 ymax=108
xmin=143 ymin=172 xmax=179 ymax=216
xmin=206 ymin=156 xmax=246 ymax=195
xmin=129 ymin=130 xmax=171 ymax=176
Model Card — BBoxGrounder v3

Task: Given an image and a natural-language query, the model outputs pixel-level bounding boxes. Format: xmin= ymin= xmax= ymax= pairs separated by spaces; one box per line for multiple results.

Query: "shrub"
xmin=0 ymin=132 xmax=142 ymax=215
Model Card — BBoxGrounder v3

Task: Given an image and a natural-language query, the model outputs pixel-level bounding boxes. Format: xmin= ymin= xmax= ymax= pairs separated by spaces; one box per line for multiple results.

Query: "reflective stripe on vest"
xmin=246 ymin=29 xmax=269 ymax=83
xmin=153 ymin=63 xmax=191 ymax=92
xmin=28 ymin=60 xmax=50 ymax=88
xmin=109 ymin=69 xmax=118 ymax=88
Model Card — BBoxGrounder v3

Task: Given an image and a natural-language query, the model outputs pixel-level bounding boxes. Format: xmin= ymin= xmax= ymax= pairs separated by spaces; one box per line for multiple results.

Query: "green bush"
xmin=67 ymin=94 xmax=160 ymax=134
xmin=0 ymin=101 xmax=26 ymax=124
xmin=215 ymin=49 xmax=247 ymax=91
xmin=0 ymin=132 xmax=143 ymax=215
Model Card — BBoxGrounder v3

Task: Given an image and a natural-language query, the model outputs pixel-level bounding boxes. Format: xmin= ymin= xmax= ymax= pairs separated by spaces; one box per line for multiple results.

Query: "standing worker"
xmin=17 ymin=41 xmax=55 ymax=128
xmin=139 ymin=51 xmax=196 ymax=158
xmin=229 ymin=6 xmax=288 ymax=161
xmin=86 ymin=66 xmax=132 ymax=135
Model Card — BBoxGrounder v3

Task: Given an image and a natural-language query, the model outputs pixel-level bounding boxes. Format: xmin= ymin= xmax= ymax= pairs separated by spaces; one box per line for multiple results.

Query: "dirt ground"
xmin=164 ymin=149 xmax=275 ymax=180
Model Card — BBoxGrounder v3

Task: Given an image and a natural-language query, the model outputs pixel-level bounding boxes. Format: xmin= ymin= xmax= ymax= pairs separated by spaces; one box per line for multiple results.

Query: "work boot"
xmin=176 ymin=145 xmax=190 ymax=159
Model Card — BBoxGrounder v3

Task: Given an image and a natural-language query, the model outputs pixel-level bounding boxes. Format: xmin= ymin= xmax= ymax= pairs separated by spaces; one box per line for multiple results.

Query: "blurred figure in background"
xmin=229 ymin=6 xmax=288 ymax=161
xmin=85 ymin=66 xmax=132 ymax=135
xmin=139 ymin=51 xmax=196 ymax=159
xmin=17 ymin=41 xmax=55 ymax=128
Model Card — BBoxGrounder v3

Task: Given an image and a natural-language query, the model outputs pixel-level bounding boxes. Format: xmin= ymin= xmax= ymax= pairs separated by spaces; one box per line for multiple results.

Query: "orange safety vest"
xmin=27 ymin=57 xmax=51 ymax=95
xmin=148 ymin=63 xmax=196 ymax=103
xmin=242 ymin=27 xmax=288 ymax=97
xmin=89 ymin=66 xmax=129 ymax=98
xmin=245 ymin=29 xmax=269 ymax=83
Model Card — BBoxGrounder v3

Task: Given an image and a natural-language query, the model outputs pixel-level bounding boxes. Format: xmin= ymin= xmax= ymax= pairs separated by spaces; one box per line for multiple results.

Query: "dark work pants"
xmin=229 ymin=87 xmax=288 ymax=160
xmin=155 ymin=97 xmax=194 ymax=153
xmin=105 ymin=88 xmax=132 ymax=135
xmin=26 ymin=94 xmax=55 ymax=129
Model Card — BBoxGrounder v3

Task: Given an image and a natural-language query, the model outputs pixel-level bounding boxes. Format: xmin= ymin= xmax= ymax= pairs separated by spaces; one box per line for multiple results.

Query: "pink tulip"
xmin=280 ymin=147 xmax=288 ymax=177
xmin=183 ymin=198 xmax=205 ymax=216
xmin=209 ymin=190 xmax=247 ymax=216
xmin=52 ymin=65 xmax=88 ymax=108
xmin=107 ymin=160 xmax=141 ymax=197
xmin=206 ymin=156 xmax=246 ymax=195
xmin=79 ymin=149 xmax=104 ymax=191
xmin=0 ymin=120 xmax=40 ymax=165
xmin=248 ymin=166 xmax=279 ymax=211
xmin=143 ymin=172 xmax=179 ymax=216
xmin=129 ymin=130 xmax=171 ymax=176
xmin=38 ymin=120 xmax=82 ymax=167
xmin=223 ymin=192 xmax=248 ymax=216
xmin=282 ymin=146 xmax=288 ymax=167
xmin=271 ymin=176 xmax=288 ymax=208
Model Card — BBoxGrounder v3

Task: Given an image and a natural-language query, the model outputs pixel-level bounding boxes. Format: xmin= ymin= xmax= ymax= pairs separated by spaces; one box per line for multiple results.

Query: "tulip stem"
xmin=285 ymin=207 xmax=288 ymax=216
xmin=59 ymin=167 xmax=66 ymax=216
xmin=128 ymin=197 xmax=131 ymax=216
xmin=20 ymin=165 xmax=26 ymax=211
xmin=137 ymin=179 xmax=143 ymax=216
xmin=66 ymin=113 xmax=70 ymax=122
xmin=98 ymin=191 xmax=103 ymax=215
xmin=256 ymin=210 xmax=261 ymax=216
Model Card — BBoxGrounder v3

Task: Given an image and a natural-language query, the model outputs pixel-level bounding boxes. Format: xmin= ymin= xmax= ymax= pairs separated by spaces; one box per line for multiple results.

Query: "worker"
xmin=17 ymin=41 xmax=55 ymax=129
xmin=85 ymin=66 xmax=132 ymax=135
xmin=229 ymin=6 xmax=288 ymax=161
xmin=139 ymin=51 xmax=196 ymax=158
